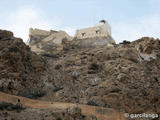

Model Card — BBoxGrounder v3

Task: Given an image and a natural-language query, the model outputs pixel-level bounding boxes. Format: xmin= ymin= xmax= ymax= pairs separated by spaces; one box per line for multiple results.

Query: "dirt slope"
xmin=0 ymin=92 xmax=126 ymax=120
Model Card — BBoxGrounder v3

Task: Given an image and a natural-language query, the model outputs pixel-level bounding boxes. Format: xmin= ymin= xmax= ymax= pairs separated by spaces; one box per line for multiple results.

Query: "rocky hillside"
xmin=42 ymin=37 xmax=160 ymax=114
xmin=0 ymin=105 xmax=97 ymax=120
xmin=0 ymin=29 xmax=160 ymax=116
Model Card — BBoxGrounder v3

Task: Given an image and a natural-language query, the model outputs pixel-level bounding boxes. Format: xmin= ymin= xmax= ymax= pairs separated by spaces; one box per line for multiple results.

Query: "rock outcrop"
xmin=0 ymin=30 xmax=45 ymax=95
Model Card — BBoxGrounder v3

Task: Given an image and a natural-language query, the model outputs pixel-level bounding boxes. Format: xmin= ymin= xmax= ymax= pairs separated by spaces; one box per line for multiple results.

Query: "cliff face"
xmin=0 ymin=30 xmax=45 ymax=95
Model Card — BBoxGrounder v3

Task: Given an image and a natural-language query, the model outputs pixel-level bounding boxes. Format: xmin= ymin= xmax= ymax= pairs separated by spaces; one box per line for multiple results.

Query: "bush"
xmin=20 ymin=89 xmax=46 ymax=99
xmin=0 ymin=101 xmax=25 ymax=112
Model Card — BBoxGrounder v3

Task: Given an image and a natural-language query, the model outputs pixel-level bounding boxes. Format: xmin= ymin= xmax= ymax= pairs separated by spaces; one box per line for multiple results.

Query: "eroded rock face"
xmin=135 ymin=37 xmax=160 ymax=61
xmin=136 ymin=37 xmax=160 ymax=54
xmin=0 ymin=30 xmax=45 ymax=95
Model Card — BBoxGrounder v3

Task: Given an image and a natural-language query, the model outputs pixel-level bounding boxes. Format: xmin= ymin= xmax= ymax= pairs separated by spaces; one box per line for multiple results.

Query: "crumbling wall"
xmin=28 ymin=28 xmax=73 ymax=55
xmin=29 ymin=28 xmax=51 ymax=37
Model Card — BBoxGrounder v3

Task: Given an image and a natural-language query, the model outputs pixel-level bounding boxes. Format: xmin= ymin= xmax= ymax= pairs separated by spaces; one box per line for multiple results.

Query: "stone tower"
xmin=74 ymin=20 xmax=115 ymax=47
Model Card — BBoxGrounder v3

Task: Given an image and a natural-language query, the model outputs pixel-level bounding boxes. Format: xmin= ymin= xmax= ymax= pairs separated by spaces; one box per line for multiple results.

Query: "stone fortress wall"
xmin=27 ymin=28 xmax=73 ymax=54
xmin=75 ymin=20 xmax=111 ymax=39
xmin=74 ymin=20 xmax=115 ymax=47
xmin=28 ymin=28 xmax=72 ymax=45
xmin=27 ymin=20 xmax=116 ymax=54
xmin=29 ymin=28 xmax=51 ymax=37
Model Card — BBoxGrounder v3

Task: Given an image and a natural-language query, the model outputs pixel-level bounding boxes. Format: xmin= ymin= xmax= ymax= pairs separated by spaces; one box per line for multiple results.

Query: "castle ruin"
xmin=27 ymin=20 xmax=115 ymax=54
xmin=73 ymin=20 xmax=115 ymax=48
xmin=27 ymin=28 xmax=72 ymax=54
xmin=75 ymin=20 xmax=111 ymax=39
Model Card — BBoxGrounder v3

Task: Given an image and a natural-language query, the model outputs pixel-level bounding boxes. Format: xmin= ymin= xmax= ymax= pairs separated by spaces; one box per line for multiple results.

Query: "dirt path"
xmin=0 ymin=92 xmax=126 ymax=120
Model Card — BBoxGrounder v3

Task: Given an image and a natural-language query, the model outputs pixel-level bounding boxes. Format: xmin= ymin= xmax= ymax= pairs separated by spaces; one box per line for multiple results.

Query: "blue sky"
xmin=0 ymin=0 xmax=160 ymax=43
